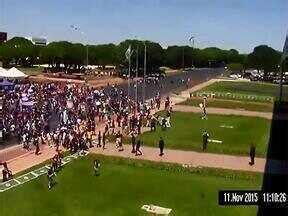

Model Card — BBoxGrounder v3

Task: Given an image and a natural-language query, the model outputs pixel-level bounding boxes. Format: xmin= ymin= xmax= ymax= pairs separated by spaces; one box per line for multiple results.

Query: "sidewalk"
xmin=173 ymin=105 xmax=273 ymax=119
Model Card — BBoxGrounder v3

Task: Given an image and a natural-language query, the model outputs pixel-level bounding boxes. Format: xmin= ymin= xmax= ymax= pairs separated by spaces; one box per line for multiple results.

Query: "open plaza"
xmin=1 ymin=76 xmax=287 ymax=215
xmin=0 ymin=1 xmax=287 ymax=215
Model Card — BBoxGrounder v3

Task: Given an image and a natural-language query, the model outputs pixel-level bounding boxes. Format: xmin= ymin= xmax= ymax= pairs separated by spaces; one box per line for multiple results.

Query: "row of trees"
xmin=0 ymin=37 xmax=283 ymax=76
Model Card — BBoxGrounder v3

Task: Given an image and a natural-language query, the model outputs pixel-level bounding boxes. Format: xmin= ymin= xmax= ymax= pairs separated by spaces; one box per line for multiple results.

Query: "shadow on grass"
xmin=257 ymin=100 xmax=288 ymax=215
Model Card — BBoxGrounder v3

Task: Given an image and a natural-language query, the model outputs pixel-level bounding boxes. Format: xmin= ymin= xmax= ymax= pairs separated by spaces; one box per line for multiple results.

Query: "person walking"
xmin=47 ymin=167 xmax=56 ymax=190
xmin=135 ymin=139 xmax=143 ymax=156
xmin=249 ymin=144 xmax=256 ymax=166
xmin=93 ymin=159 xmax=101 ymax=176
xmin=102 ymin=132 xmax=106 ymax=149
xmin=158 ymin=137 xmax=165 ymax=156
xmin=97 ymin=131 xmax=102 ymax=148
xmin=131 ymin=133 xmax=136 ymax=153
xmin=202 ymin=131 xmax=209 ymax=151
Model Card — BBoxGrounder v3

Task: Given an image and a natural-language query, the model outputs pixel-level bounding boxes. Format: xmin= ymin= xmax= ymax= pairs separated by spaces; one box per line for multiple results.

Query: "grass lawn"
xmin=181 ymin=97 xmax=274 ymax=112
xmin=197 ymin=81 xmax=288 ymax=101
xmin=138 ymin=112 xmax=270 ymax=157
xmin=19 ymin=67 xmax=44 ymax=76
xmin=0 ymin=155 xmax=262 ymax=216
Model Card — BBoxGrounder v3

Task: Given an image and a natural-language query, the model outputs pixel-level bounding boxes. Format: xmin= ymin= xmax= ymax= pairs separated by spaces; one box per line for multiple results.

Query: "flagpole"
xmin=135 ymin=45 xmax=139 ymax=102
xmin=128 ymin=50 xmax=131 ymax=99
xmin=143 ymin=42 xmax=147 ymax=102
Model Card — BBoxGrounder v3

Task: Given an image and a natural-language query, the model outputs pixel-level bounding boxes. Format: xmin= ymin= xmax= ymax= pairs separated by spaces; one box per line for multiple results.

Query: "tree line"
xmin=0 ymin=36 xmax=283 ymax=76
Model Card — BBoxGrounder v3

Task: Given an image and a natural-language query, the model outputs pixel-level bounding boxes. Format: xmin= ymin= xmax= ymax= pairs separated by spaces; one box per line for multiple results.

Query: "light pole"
xmin=189 ymin=36 xmax=195 ymax=68
xmin=70 ymin=25 xmax=89 ymax=72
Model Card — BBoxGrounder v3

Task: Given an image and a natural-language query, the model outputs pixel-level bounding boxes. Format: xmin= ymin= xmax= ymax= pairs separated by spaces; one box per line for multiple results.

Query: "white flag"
xmin=125 ymin=45 xmax=133 ymax=60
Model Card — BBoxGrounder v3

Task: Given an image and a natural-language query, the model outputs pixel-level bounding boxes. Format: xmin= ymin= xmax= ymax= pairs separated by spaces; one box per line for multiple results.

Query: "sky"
xmin=0 ymin=0 xmax=287 ymax=53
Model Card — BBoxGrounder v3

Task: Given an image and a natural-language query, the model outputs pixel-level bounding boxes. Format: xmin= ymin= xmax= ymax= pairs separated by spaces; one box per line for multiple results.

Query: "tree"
xmin=0 ymin=37 xmax=37 ymax=67
xmin=41 ymin=41 xmax=86 ymax=71
xmin=89 ymin=44 xmax=118 ymax=68
xmin=117 ymin=40 xmax=164 ymax=76
xmin=246 ymin=45 xmax=281 ymax=76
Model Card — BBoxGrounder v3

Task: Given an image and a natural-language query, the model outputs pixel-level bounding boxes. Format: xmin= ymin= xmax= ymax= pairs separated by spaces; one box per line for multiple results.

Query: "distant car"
xmin=229 ymin=74 xmax=242 ymax=79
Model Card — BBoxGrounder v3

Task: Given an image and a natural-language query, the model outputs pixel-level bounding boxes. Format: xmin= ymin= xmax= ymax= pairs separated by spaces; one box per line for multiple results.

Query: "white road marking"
xmin=0 ymin=153 xmax=80 ymax=193
xmin=14 ymin=179 xmax=21 ymax=184
xmin=208 ymin=139 xmax=223 ymax=144
xmin=220 ymin=125 xmax=234 ymax=129
xmin=31 ymin=172 xmax=38 ymax=177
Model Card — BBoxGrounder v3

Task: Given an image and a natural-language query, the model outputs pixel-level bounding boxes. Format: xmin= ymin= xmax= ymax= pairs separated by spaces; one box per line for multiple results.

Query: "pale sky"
xmin=0 ymin=0 xmax=287 ymax=53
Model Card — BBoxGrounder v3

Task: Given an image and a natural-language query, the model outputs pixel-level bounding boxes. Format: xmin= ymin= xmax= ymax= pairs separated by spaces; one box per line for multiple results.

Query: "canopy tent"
xmin=0 ymin=67 xmax=7 ymax=77
xmin=0 ymin=67 xmax=27 ymax=78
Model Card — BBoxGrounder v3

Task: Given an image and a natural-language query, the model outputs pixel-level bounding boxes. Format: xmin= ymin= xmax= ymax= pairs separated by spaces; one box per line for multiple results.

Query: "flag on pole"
xmin=125 ymin=45 xmax=133 ymax=60
xmin=189 ymin=36 xmax=194 ymax=42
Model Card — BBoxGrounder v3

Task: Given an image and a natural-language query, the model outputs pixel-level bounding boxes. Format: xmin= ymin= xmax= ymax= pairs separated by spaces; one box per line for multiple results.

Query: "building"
xmin=26 ymin=37 xmax=47 ymax=46
xmin=0 ymin=32 xmax=7 ymax=43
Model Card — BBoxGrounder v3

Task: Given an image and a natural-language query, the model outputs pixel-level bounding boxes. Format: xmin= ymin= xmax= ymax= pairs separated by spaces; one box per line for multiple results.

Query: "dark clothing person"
xmin=249 ymin=145 xmax=256 ymax=166
xmin=35 ymin=142 xmax=40 ymax=155
xmin=131 ymin=134 xmax=136 ymax=153
xmin=202 ymin=132 xmax=209 ymax=151
xmin=161 ymin=118 xmax=167 ymax=131
xmin=97 ymin=132 xmax=102 ymax=147
xmin=93 ymin=159 xmax=101 ymax=176
xmin=102 ymin=133 xmax=106 ymax=149
xmin=47 ymin=168 xmax=56 ymax=190
xmin=135 ymin=140 xmax=142 ymax=156
xmin=150 ymin=118 xmax=156 ymax=132
xmin=159 ymin=138 xmax=165 ymax=156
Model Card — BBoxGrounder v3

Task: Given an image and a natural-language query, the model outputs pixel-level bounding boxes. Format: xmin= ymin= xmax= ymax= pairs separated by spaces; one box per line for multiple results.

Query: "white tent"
xmin=0 ymin=67 xmax=27 ymax=78
xmin=0 ymin=67 xmax=7 ymax=77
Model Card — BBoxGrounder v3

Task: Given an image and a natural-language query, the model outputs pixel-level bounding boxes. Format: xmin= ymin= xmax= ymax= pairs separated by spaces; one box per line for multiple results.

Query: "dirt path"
xmin=173 ymin=105 xmax=273 ymax=119
xmin=2 ymin=140 xmax=288 ymax=177
xmin=89 ymin=144 xmax=288 ymax=174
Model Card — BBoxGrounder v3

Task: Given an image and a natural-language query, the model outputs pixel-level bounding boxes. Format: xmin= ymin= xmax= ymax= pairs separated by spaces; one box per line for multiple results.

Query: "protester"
xmin=93 ymin=159 xmax=101 ymax=176
xmin=135 ymin=139 xmax=143 ymax=156
xmin=249 ymin=144 xmax=256 ymax=166
xmin=159 ymin=137 xmax=165 ymax=156
xmin=202 ymin=131 xmax=209 ymax=151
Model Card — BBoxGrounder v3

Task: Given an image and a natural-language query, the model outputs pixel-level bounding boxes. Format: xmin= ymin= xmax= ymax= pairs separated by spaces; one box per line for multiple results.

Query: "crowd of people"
xmin=1 ymin=79 xmax=174 ymax=181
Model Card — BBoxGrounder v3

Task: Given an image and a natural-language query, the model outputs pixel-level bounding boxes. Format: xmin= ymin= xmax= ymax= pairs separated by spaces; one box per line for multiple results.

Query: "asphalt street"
xmin=105 ymin=67 xmax=223 ymax=101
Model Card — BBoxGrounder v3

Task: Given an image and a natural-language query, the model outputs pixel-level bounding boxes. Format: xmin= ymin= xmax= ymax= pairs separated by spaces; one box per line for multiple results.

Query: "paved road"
xmin=1 ymin=68 xmax=223 ymax=149
xmin=104 ymin=68 xmax=223 ymax=101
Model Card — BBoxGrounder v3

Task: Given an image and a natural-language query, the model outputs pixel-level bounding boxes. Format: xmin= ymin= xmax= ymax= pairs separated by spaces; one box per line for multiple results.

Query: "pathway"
xmin=173 ymin=105 xmax=273 ymax=119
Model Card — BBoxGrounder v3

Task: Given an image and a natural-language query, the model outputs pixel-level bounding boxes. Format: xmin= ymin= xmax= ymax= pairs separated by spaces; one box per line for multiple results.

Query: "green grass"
xmin=198 ymin=81 xmax=288 ymax=101
xmin=138 ymin=112 xmax=270 ymax=157
xmin=181 ymin=98 xmax=273 ymax=112
xmin=18 ymin=67 xmax=44 ymax=76
xmin=0 ymin=155 xmax=262 ymax=216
